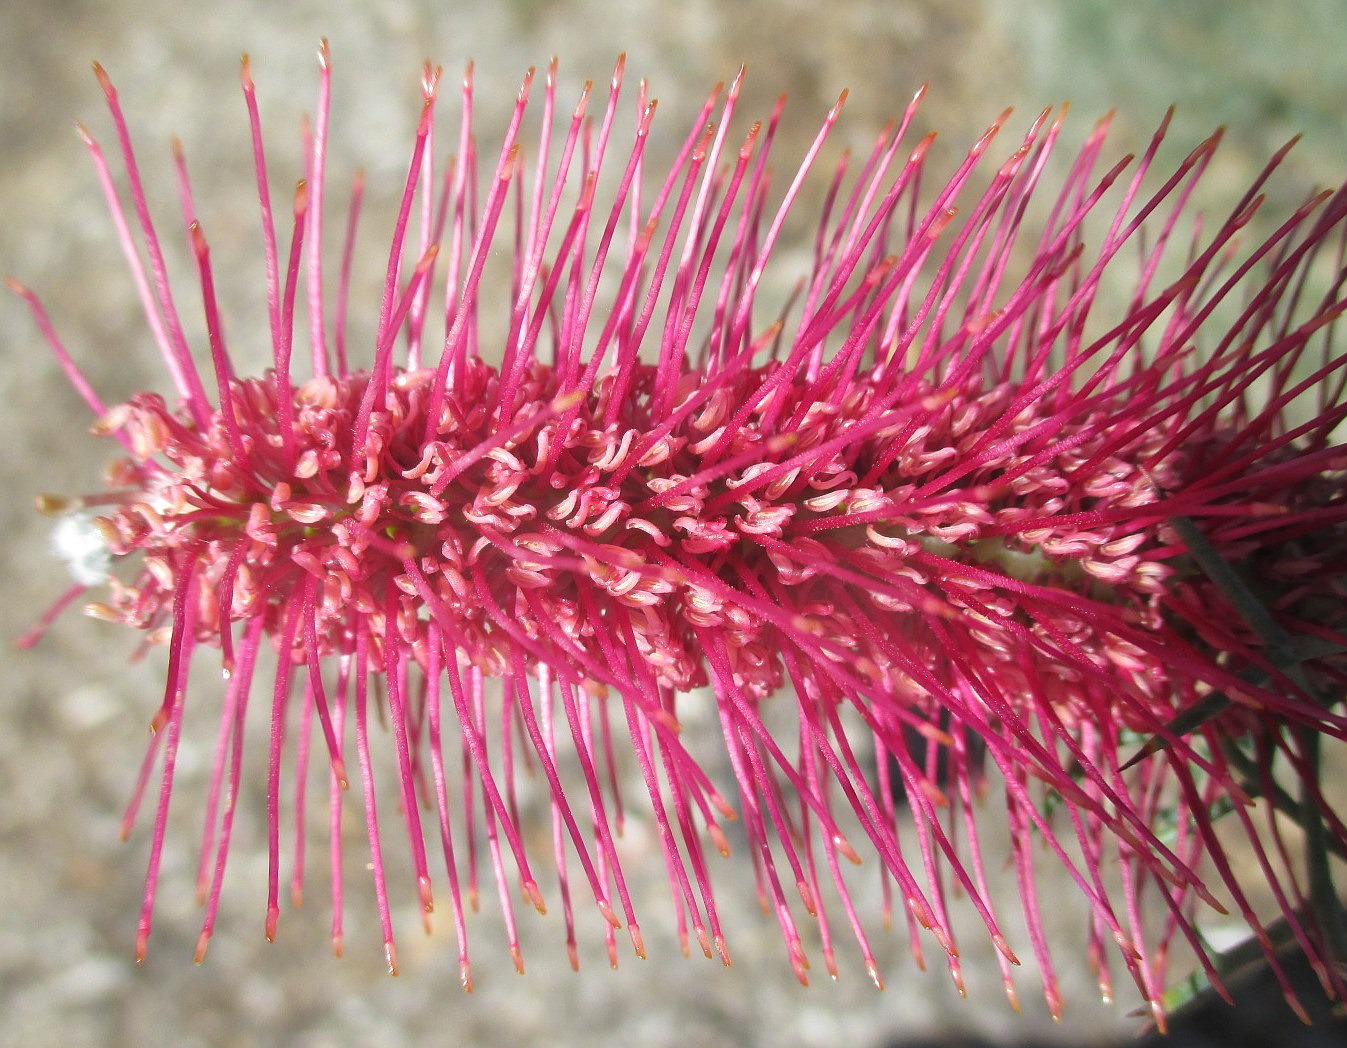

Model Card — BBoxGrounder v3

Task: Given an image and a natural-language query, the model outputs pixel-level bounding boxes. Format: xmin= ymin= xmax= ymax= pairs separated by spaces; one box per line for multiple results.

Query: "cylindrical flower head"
xmin=15 ymin=46 xmax=1347 ymax=1028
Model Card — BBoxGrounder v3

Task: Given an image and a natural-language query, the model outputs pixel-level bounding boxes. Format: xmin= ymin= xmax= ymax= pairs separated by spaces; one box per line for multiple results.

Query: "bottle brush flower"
xmin=15 ymin=44 xmax=1347 ymax=1028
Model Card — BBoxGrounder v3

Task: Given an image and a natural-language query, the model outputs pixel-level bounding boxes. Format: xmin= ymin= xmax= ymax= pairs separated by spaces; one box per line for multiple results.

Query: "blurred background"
xmin=2 ymin=1 xmax=1346 ymax=1045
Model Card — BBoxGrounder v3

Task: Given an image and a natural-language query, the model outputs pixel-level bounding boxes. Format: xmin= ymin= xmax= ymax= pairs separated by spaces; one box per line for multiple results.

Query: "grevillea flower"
xmin=15 ymin=45 xmax=1347 ymax=1028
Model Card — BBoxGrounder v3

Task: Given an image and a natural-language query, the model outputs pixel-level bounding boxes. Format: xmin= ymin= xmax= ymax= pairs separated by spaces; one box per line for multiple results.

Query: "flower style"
xmin=15 ymin=44 xmax=1347 ymax=1028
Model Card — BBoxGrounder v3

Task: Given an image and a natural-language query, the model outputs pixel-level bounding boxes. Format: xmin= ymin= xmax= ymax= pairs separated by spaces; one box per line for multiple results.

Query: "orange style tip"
xmin=915 ymin=720 xmax=955 ymax=746
xmin=459 ymin=965 xmax=473 ymax=993
xmin=1112 ymin=931 xmax=1142 ymax=963
xmin=4 ymin=275 xmax=30 ymax=297
xmin=1186 ymin=878 xmax=1226 ymax=913
xmin=992 ymin=934 xmax=1020 ymax=966
xmin=711 ymin=793 xmax=738 ymax=821
xmin=134 ymin=931 xmax=149 ymax=965
xmin=714 ymin=935 xmax=731 ymax=967
xmin=239 ymin=53 xmax=253 ymax=86
xmin=1046 ymin=993 xmax=1064 ymax=1023
xmin=523 ymin=880 xmax=547 ymax=914
xmin=467 ymin=887 xmax=480 ymax=912
xmin=264 ymin=905 xmax=279 ymax=943
xmin=148 ymin=709 xmax=169 ymax=734
xmin=118 ymin=823 xmax=133 ymax=843
xmin=866 ymin=963 xmax=883 ymax=990
xmin=581 ymin=678 xmax=609 ymax=701
xmin=792 ymin=962 xmax=810 ymax=987
xmin=317 ymin=37 xmax=330 ymax=69
xmin=629 ymin=925 xmax=646 ymax=959
xmin=654 ymin=708 xmax=682 ymax=734
xmin=331 ymin=934 xmax=344 ymax=958
xmin=692 ymin=127 xmax=714 ymax=162
xmin=193 ymin=933 xmax=210 ymax=964
xmin=740 ymin=121 xmax=762 ymax=156
xmin=384 ymin=941 xmax=399 ymax=977
xmin=951 ymin=970 xmax=967 ymax=998
xmin=573 ymin=79 xmax=594 ymax=117
xmin=707 ymin=822 xmax=731 ymax=858
xmin=290 ymin=885 xmax=304 ymax=909
xmin=417 ymin=874 xmax=435 ymax=913
xmin=797 ymin=879 xmax=817 ymax=915
xmin=1090 ymin=106 xmax=1119 ymax=139
xmin=695 ymin=926 xmax=712 ymax=959
xmin=638 ymin=98 xmax=658 ymax=135
xmin=909 ymin=131 xmax=938 ymax=163
xmin=1005 ymin=982 xmax=1021 ymax=1012
xmin=92 ymin=61 xmax=114 ymax=93
xmin=598 ymin=899 xmax=621 ymax=929
xmin=36 ymin=493 xmax=75 ymax=516
xmin=567 ymin=942 xmax=580 ymax=972
xmin=416 ymin=243 xmax=440 ymax=270
xmin=511 ymin=946 xmax=525 ymax=975
xmin=834 ymin=834 xmax=862 ymax=865
xmin=421 ymin=912 xmax=434 ymax=937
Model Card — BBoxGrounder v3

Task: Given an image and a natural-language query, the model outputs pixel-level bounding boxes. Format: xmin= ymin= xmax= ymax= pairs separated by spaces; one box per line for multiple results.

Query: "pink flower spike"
xmin=20 ymin=47 xmax=1347 ymax=1027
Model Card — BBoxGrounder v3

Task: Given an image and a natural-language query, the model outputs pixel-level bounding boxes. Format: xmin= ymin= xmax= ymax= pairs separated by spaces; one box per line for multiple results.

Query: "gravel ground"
xmin=2 ymin=2 xmax=1345 ymax=1046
